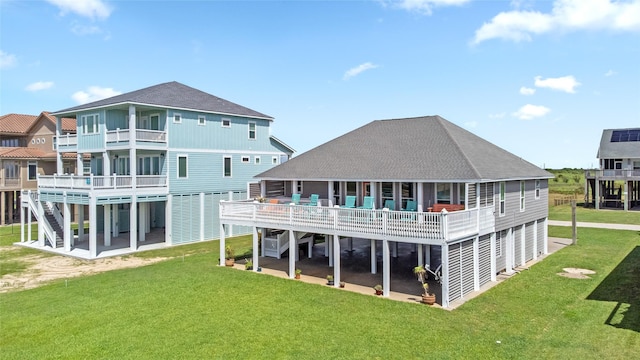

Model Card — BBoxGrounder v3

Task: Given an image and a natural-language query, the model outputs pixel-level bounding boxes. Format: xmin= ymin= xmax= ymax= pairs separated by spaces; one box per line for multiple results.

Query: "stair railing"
xmin=45 ymin=201 xmax=64 ymax=229
xmin=37 ymin=200 xmax=58 ymax=249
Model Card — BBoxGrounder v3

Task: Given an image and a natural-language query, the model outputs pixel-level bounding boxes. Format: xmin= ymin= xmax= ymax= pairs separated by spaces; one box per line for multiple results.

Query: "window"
xmin=81 ymin=114 xmax=99 ymax=134
xmin=535 ymin=180 xmax=540 ymax=199
xmin=173 ymin=113 xmax=182 ymax=123
xmin=480 ymin=182 xmax=494 ymax=207
xmin=28 ymin=161 xmax=37 ymax=180
xmin=221 ymin=119 xmax=231 ymax=128
xmin=198 ymin=115 xmax=206 ymax=126
xmin=178 ymin=155 xmax=187 ymax=178
xmin=83 ymin=162 xmax=91 ymax=176
xmin=496 ymin=231 xmax=504 ymax=257
xmin=272 ymin=156 xmax=278 ymax=165
xmin=254 ymin=156 xmax=261 ymax=164
xmin=520 ymin=181 xmax=525 ymax=211
xmin=31 ymin=139 xmax=35 ymax=144
xmin=401 ymin=182 xmax=414 ymax=209
xmin=499 ymin=182 xmax=506 ymax=216
xmin=436 ymin=183 xmax=451 ymax=204
xmin=459 ymin=184 xmax=465 ymax=205
xmin=241 ymin=156 xmax=250 ymax=163
xmin=248 ymin=122 xmax=256 ymax=140
xmin=297 ymin=181 xmax=303 ymax=193
xmin=381 ymin=182 xmax=394 ymax=206
xmin=223 ymin=156 xmax=232 ymax=177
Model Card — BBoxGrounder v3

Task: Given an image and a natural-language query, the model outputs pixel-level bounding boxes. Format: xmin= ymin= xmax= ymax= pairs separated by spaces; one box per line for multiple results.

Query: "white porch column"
xmin=20 ymin=205 xmax=25 ymax=243
xmin=624 ymin=181 xmax=629 ymax=211
xmin=37 ymin=201 xmax=44 ymax=246
xmin=425 ymin=245 xmax=431 ymax=269
xmin=417 ymin=182 xmax=424 ymax=212
xmin=138 ymin=202 xmax=146 ymax=243
xmin=333 ymin=234 xmax=341 ymax=287
xmin=328 ymin=234 xmax=334 ymax=266
xmin=103 ymin=152 xmax=111 ymax=179
xmin=56 ymin=116 xmax=63 ymax=174
xmin=27 ymin=199 xmax=32 ymax=243
xmin=104 ymin=204 xmax=111 ymax=246
xmin=260 ymin=180 xmax=266 ymax=198
xmin=370 ymin=239 xmax=377 ymax=274
xmin=520 ymin=224 xmax=526 ymax=266
xmin=129 ymin=105 xmax=137 ymax=188
xmin=382 ymin=239 xmax=390 ymax=297
xmin=130 ymin=198 xmax=137 ymax=251
xmin=77 ymin=204 xmax=84 ymax=244
xmin=543 ymin=218 xmax=548 ymax=255
xmin=327 ymin=181 xmax=334 ymax=207
xmin=417 ymin=244 xmax=423 ymax=266
xmin=441 ymin=244 xmax=449 ymax=308
xmin=532 ymin=220 xmax=538 ymax=260
xmin=219 ymin=223 xmax=226 ymax=266
xmin=473 ymin=236 xmax=480 ymax=291
xmin=595 ymin=177 xmax=600 ymax=210
xmin=111 ymin=204 xmax=119 ymax=238
xmin=1 ymin=192 xmax=5 ymax=226
xmin=63 ymin=196 xmax=71 ymax=251
xmin=370 ymin=181 xmax=377 ymax=207
xmin=252 ymin=227 xmax=259 ymax=272
xmin=200 ymin=193 xmax=205 ymax=241
xmin=165 ymin=195 xmax=172 ymax=245
xmin=288 ymin=230 xmax=295 ymax=279
xmin=490 ymin=233 xmax=497 ymax=281
xmin=76 ymin=153 xmax=83 ymax=176
xmin=89 ymin=195 xmax=97 ymax=258
xmin=324 ymin=234 xmax=329 ymax=257
xmin=505 ymin=228 xmax=514 ymax=274
xmin=292 ymin=180 xmax=298 ymax=195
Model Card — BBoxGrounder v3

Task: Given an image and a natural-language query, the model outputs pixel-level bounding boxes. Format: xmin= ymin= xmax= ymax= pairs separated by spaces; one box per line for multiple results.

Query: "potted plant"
xmin=295 ymin=268 xmax=302 ymax=279
xmin=245 ymin=258 xmax=253 ymax=270
xmin=414 ymin=265 xmax=436 ymax=305
xmin=339 ymin=281 xmax=346 ymax=288
xmin=225 ymin=245 xmax=235 ymax=267
xmin=374 ymin=284 xmax=383 ymax=295
xmin=326 ymin=275 xmax=334 ymax=286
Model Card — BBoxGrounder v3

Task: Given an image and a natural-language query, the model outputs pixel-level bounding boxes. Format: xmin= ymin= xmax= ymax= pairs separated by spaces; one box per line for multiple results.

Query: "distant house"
xmin=1 ymin=112 xmax=76 ymax=224
xmin=219 ymin=116 xmax=554 ymax=308
xmin=585 ymin=128 xmax=640 ymax=211
xmin=20 ymin=82 xmax=293 ymax=258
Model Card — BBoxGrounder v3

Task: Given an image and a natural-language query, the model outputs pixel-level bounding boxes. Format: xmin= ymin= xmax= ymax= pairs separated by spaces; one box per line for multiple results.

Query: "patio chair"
xmin=306 ymin=194 xmax=319 ymax=206
xmin=358 ymin=196 xmax=374 ymax=209
xmin=383 ymin=199 xmax=396 ymax=210
xmin=291 ymin=193 xmax=301 ymax=205
xmin=403 ymin=200 xmax=417 ymax=212
xmin=341 ymin=195 xmax=356 ymax=208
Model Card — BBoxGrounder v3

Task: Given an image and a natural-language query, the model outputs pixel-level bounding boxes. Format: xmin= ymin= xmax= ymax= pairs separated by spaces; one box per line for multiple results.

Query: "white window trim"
xmin=221 ymin=118 xmax=231 ymax=128
xmin=241 ymin=156 xmax=250 ymax=163
xmin=81 ymin=113 xmax=99 ymax=134
xmin=520 ymin=181 xmax=525 ymax=212
xmin=248 ymin=121 xmax=256 ymax=140
xmin=535 ymin=180 xmax=540 ymax=199
xmin=223 ymin=156 xmax=232 ymax=177
xmin=198 ymin=115 xmax=206 ymax=126
xmin=173 ymin=113 xmax=182 ymax=124
xmin=27 ymin=161 xmax=37 ymax=181
xmin=254 ymin=156 xmax=261 ymax=164
xmin=177 ymin=154 xmax=188 ymax=179
xmin=499 ymin=182 xmax=506 ymax=217
xmin=272 ymin=156 xmax=278 ymax=165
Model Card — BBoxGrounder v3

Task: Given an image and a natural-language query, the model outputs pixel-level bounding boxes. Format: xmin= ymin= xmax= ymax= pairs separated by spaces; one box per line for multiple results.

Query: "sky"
xmin=1 ymin=0 xmax=639 ymax=169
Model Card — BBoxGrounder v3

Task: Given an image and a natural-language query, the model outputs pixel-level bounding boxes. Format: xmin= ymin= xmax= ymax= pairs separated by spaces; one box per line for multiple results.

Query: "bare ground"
xmin=0 ymin=249 xmax=167 ymax=293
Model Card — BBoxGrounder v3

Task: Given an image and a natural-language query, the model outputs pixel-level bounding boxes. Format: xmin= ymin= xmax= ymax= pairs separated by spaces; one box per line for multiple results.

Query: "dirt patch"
xmin=557 ymin=267 xmax=596 ymax=279
xmin=0 ymin=254 xmax=167 ymax=293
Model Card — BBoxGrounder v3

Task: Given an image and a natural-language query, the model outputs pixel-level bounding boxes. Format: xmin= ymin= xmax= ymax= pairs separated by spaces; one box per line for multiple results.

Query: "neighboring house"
xmin=219 ymin=116 xmax=554 ymax=308
xmin=20 ymin=81 xmax=294 ymax=258
xmin=585 ymin=128 xmax=640 ymax=211
xmin=0 ymin=112 xmax=76 ymax=224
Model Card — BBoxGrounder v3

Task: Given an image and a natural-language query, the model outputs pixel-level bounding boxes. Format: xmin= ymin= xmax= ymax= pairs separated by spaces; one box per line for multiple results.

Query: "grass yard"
xmin=1 ymin=227 xmax=639 ymax=359
xmin=548 ymin=203 xmax=640 ymax=225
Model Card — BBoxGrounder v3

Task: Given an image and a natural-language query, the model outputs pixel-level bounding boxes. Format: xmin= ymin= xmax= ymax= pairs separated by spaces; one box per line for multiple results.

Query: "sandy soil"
xmin=1 ymin=249 xmax=167 ymax=293
xmin=556 ymin=267 xmax=596 ymax=279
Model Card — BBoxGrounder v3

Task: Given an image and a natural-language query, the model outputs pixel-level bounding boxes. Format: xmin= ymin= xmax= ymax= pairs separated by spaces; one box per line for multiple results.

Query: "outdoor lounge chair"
xmin=341 ymin=195 xmax=356 ymax=208
xmin=383 ymin=199 xmax=395 ymax=210
xmin=358 ymin=196 xmax=374 ymax=209
xmin=291 ymin=193 xmax=301 ymax=205
xmin=403 ymin=200 xmax=417 ymax=212
xmin=306 ymin=194 xmax=319 ymax=206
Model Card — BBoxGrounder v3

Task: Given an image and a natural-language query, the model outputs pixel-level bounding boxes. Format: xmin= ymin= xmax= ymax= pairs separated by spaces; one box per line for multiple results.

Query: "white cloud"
xmin=72 ymin=86 xmax=121 ymax=104
xmin=534 ymin=75 xmax=581 ymax=93
xmin=489 ymin=112 xmax=506 ymax=119
xmin=71 ymin=23 xmax=102 ymax=35
xmin=473 ymin=0 xmax=640 ymax=44
xmin=604 ymin=69 xmax=617 ymax=76
xmin=343 ymin=62 xmax=379 ymax=80
xmin=46 ymin=0 xmax=112 ymax=20
xmin=395 ymin=0 xmax=470 ymax=15
xmin=520 ymin=86 xmax=536 ymax=95
xmin=25 ymin=81 xmax=54 ymax=91
xmin=512 ymin=104 xmax=551 ymax=120
xmin=0 ymin=50 xmax=17 ymax=69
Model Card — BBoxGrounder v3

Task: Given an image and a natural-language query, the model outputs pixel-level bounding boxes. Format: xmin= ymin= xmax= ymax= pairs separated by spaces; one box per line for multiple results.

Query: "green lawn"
xmin=549 ymin=203 xmax=640 ymax=225
xmin=1 ymin=227 xmax=638 ymax=359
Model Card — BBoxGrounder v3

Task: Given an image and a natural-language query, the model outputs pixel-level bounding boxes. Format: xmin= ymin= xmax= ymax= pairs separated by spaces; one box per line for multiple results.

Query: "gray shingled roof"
xmin=596 ymin=128 xmax=640 ymax=159
xmin=257 ymin=116 xmax=553 ymax=182
xmin=52 ymin=81 xmax=272 ymax=120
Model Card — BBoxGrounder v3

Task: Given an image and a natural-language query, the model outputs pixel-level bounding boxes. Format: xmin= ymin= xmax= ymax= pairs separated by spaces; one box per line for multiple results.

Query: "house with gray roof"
xmin=19 ymin=81 xmax=293 ymax=258
xmin=219 ymin=115 xmax=554 ymax=308
xmin=585 ymin=128 xmax=640 ymax=210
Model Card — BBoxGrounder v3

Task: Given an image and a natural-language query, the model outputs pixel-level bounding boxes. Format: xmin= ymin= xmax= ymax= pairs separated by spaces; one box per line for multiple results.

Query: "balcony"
xmin=1 ymin=177 xmax=21 ymax=188
xmin=37 ymin=174 xmax=167 ymax=192
xmin=220 ymin=201 xmax=495 ymax=245
xmin=106 ymin=129 xmax=167 ymax=144
xmin=585 ymin=169 xmax=640 ymax=180
xmin=54 ymin=129 xmax=167 ymax=152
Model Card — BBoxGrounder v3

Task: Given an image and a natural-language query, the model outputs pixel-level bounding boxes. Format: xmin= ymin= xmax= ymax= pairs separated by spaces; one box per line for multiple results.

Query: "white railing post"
xmin=441 ymin=210 xmax=448 ymax=240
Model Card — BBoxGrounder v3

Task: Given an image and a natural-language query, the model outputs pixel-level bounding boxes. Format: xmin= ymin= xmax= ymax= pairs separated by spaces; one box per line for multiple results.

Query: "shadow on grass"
xmin=587 ymin=245 xmax=640 ymax=332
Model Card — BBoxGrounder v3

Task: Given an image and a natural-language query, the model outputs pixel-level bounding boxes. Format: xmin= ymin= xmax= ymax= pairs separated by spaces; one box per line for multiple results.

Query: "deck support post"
xmin=77 ymin=204 xmax=84 ymax=244
xmin=370 ymin=239 xmax=377 ymax=274
xmin=219 ymin=223 xmax=226 ymax=266
xmin=289 ymin=230 xmax=295 ymax=278
xmin=103 ymin=204 xmax=111 ymax=247
xmin=27 ymin=198 xmax=32 ymax=243
xmin=63 ymin=196 xmax=71 ymax=251
xmin=348 ymin=237 xmax=353 ymax=251
xmin=417 ymin=243 xmax=423 ymax=266
xmin=130 ymin=198 xmax=137 ymax=251
xmin=425 ymin=245 xmax=431 ymax=269
xmin=382 ymin=239 xmax=390 ymax=297
xmin=324 ymin=234 xmax=329 ymax=257
xmin=333 ymin=234 xmax=341 ymax=287
xmin=20 ymin=202 xmax=25 ymax=243
xmin=252 ymin=227 xmax=259 ymax=272
xmin=89 ymin=195 xmax=97 ymax=258
xmin=328 ymin=235 xmax=334 ymax=267
xmin=490 ymin=232 xmax=497 ymax=281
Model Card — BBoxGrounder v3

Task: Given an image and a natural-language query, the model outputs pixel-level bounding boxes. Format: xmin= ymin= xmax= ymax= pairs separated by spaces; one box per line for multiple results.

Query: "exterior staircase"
xmin=43 ymin=208 xmax=64 ymax=248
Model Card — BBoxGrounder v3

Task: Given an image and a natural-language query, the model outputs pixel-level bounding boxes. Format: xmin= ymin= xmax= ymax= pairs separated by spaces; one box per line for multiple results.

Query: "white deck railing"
xmin=585 ymin=169 xmax=640 ymax=179
xmin=54 ymin=134 xmax=78 ymax=147
xmin=1 ymin=177 xmax=20 ymax=187
xmin=220 ymin=201 xmax=495 ymax=243
xmin=106 ymin=129 xmax=167 ymax=143
xmin=37 ymin=174 xmax=167 ymax=190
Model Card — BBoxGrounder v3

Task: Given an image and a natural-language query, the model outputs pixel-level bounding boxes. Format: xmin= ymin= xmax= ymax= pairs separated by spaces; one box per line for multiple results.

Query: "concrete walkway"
xmin=548 ymin=220 xmax=640 ymax=231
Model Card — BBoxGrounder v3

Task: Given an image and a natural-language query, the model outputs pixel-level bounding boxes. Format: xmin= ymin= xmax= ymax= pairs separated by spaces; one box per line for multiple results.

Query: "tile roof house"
xmin=585 ymin=128 xmax=640 ymax=210
xmin=20 ymin=81 xmax=293 ymax=259
xmin=219 ymin=115 xmax=554 ymax=308
xmin=1 ymin=112 xmax=77 ymax=225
